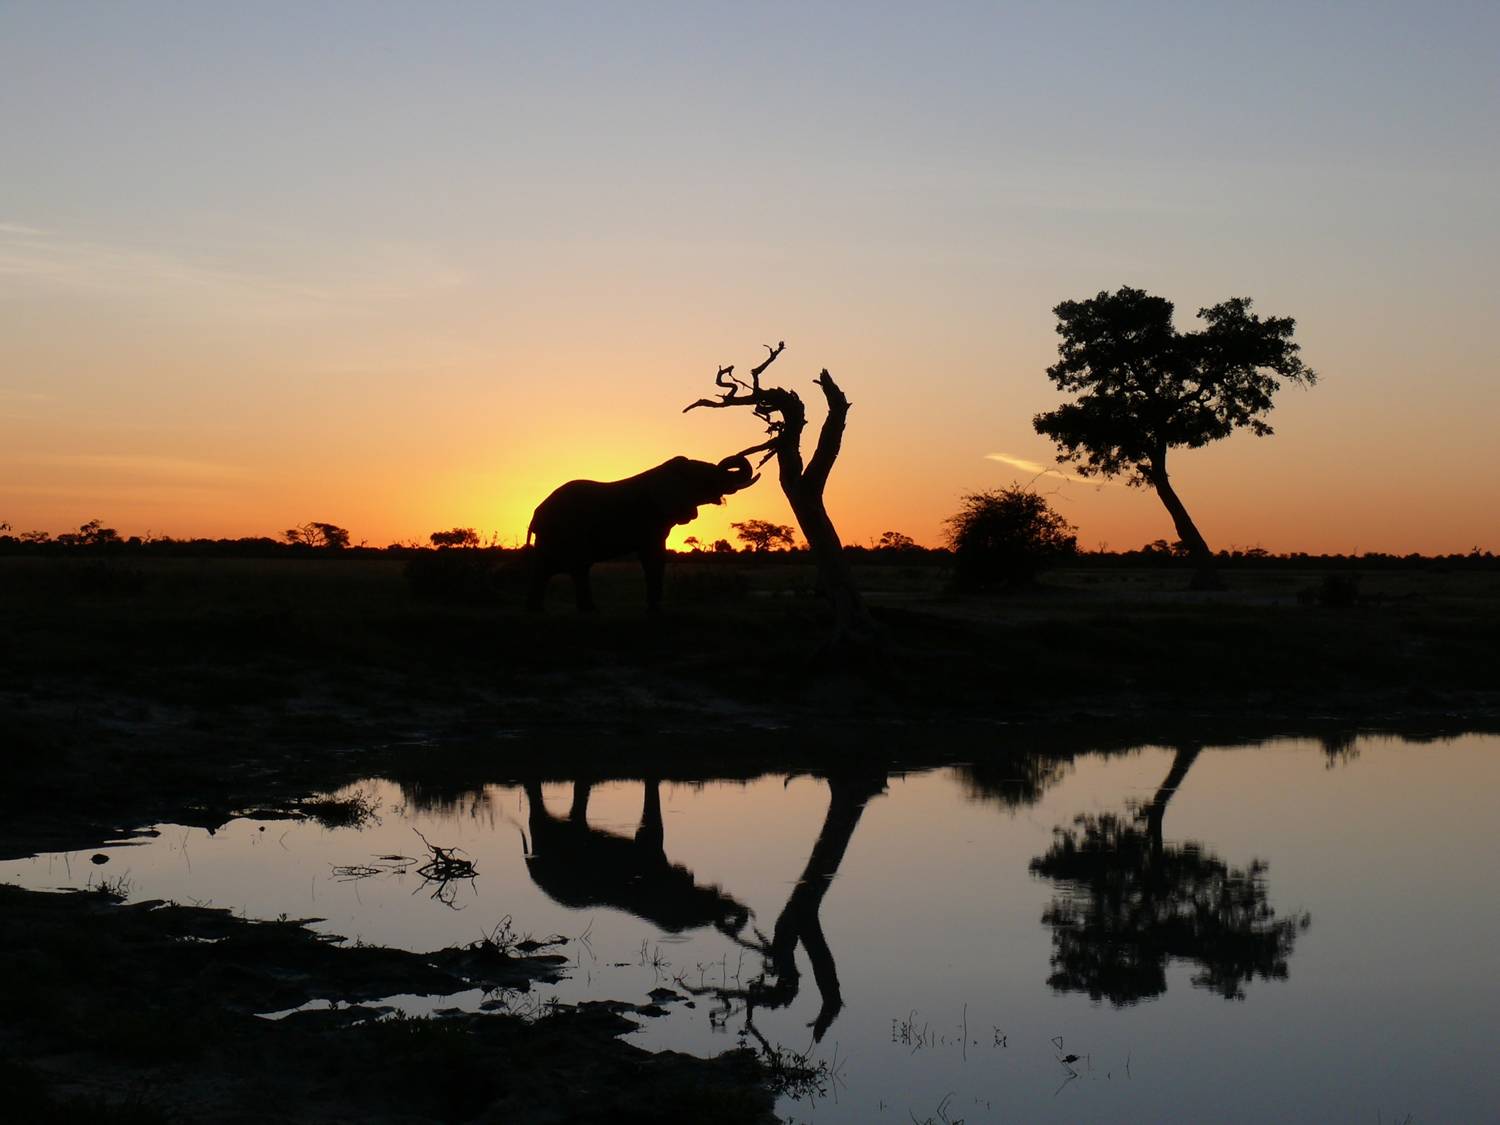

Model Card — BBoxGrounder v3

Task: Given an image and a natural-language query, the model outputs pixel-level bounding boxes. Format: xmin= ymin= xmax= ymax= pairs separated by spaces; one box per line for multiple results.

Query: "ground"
xmin=1 ymin=552 xmax=1496 ymax=1120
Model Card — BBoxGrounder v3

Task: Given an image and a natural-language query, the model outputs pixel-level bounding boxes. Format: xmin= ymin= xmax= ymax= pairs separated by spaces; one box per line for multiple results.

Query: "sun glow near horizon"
xmin=2 ymin=3 xmax=1496 ymax=555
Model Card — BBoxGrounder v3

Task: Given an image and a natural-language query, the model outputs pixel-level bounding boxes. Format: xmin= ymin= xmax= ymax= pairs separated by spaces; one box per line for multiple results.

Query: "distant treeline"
xmin=1 ymin=524 xmax=1495 ymax=570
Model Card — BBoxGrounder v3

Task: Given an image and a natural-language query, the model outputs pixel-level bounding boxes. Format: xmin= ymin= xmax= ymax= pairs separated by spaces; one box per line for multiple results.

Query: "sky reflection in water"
xmin=5 ymin=734 xmax=1498 ymax=1123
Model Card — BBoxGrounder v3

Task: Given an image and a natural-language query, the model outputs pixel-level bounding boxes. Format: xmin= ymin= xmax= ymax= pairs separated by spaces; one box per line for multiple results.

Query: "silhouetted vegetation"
xmin=945 ymin=485 xmax=1078 ymax=590
xmin=731 ymin=519 xmax=797 ymax=552
xmin=687 ymin=341 xmax=878 ymax=659
xmin=1034 ymin=287 xmax=1315 ymax=589
xmin=873 ymin=530 xmax=918 ymax=552
xmin=429 ymin=526 xmax=481 ymax=548
xmin=284 ymin=521 xmax=351 ymax=549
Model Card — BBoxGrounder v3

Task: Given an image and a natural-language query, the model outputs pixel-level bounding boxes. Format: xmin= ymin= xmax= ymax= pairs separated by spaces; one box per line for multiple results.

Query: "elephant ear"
xmin=643 ymin=457 xmax=704 ymax=527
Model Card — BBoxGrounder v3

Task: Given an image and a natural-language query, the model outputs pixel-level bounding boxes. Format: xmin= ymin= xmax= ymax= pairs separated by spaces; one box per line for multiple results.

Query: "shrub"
xmin=945 ymin=486 xmax=1077 ymax=590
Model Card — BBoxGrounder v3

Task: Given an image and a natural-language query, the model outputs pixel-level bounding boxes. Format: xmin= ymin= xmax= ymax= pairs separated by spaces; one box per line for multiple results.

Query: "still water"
xmin=5 ymin=733 xmax=1498 ymax=1123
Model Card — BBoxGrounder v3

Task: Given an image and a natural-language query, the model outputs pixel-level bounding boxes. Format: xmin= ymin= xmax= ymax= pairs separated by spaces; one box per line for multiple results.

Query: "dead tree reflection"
xmin=688 ymin=772 xmax=887 ymax=1043
xmin=521 ymin=779 xmax=750 ymax=936
xmin=1030 ymin=744 xmax=1309 ymax=1005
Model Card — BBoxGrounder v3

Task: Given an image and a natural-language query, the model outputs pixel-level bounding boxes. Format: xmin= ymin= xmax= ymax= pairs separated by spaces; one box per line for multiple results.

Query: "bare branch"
xmin=749 ymin=341 xmax=786 ymax=388
xmin=683 ymin=396 xmax=737 ymax=413
xmin=802 ymin=370 xmax=850 ymax=493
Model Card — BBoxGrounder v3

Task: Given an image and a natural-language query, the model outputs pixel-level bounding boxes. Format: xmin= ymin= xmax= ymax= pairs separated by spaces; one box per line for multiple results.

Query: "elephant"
xmin=526 ymin=454 xmax=758 ymax=611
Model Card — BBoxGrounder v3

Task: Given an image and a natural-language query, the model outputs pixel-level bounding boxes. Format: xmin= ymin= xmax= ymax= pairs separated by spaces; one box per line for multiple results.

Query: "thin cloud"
xmin=984 ymin=452 xmax=1113 ymax=487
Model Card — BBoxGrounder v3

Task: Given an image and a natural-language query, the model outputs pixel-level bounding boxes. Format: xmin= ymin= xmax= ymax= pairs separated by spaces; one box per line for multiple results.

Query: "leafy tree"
xmin=429 ymin=527 xmax=480 ymax=548
xmin=874 ymin=530 xmax=917 ymax=552
xmin=1033 ymin=287 xmax=1315 ymax=588
xmin=731 ymin=518 xmax=797 ymax=552
xmin=710 ymin=538 xmax=734 ymax=554
xmin=56 ymin=519 xmax=121 ymax=547
xmin=945 ymin=485 xmax=1077 ymax=589
xmin=1138 ymin=538 xmax=1188 ymax=558
xmin=682 ymin=536 xmax=703 ymax=552
xmin=284 ymin=522 xmax=351 ymax=549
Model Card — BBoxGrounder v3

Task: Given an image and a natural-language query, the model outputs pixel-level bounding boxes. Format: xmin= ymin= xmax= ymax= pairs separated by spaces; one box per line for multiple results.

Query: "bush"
xmin=945 ymin=486 xmax=1077 ymax=590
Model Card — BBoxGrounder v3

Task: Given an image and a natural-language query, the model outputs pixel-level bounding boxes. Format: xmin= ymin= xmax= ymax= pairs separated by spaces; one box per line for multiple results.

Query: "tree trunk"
xmin=1148 ymin=453 xmax=1223 ymax=590
xmin=685 ymin=351 xmax=882 ymax=665
xmin=759 ymin=772 xmax=886 ymax=1040
xmin=775 ymin=372 xmax=881 ymax=658
xmin=1142 ymin=744 xmax=1202 ymax=858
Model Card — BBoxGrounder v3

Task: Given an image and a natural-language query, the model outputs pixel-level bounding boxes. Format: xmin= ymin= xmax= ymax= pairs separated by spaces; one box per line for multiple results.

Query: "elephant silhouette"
xmin=526 ymin=454 xmax=758 ymax=612
xmin=521 ymin=779 xmax=751 ymax=936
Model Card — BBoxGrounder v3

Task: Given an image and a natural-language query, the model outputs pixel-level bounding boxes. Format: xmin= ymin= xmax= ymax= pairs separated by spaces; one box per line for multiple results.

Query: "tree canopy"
xmin=429 ymin=527 xmax=480 ymax=548
xmin=284 ymin=522 xmax=350 ymax=549
xmin=731 ymin=519 xmax=797 ymax=552
xmin=1033 ymin=287 xmax=1314 ymax=585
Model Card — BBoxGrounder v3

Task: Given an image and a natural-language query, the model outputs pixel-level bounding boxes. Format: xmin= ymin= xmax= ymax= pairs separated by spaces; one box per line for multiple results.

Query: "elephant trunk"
xmin=716 ymin=454 xmax=758 ymax=493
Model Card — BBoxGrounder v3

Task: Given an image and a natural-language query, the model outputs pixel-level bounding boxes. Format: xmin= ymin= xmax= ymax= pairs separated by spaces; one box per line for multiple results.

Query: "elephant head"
xmin=646 ymin=454 xmax=760 ymax=527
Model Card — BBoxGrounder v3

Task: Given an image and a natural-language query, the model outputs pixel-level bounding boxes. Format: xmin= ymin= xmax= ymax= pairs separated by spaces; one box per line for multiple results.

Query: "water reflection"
xmin=958 ymin=749 xmax=1074 ymax=808
xmin=1030 ymin=744 xmax=1310 ymax=1005
xmin=694 ymin=772 xmax=889 ymax=1043
xmin=7 ymin=734 xmax=1499 ymax=1122
xmin=521 ymin=779 xmax=750 ymax=936
xmin=401 ymin=748 xmax=1312 ymax=1037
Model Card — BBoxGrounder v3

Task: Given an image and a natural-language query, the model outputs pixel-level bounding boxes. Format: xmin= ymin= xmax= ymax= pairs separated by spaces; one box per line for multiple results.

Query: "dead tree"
xmin=684 ymin=342 xmax=878 ymax=657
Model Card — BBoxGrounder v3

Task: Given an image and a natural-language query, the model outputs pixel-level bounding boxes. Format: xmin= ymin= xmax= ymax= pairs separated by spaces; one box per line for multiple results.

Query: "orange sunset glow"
xmin=2 ymin=5 xmax=1496 ymax=556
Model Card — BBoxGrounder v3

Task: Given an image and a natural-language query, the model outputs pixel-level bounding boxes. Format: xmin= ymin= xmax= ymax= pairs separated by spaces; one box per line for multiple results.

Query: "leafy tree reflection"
xmin=1030 ymin=745 xmax=1309 ymax=1005
xmin=958 ymin=749 xmax=1073 ymax=809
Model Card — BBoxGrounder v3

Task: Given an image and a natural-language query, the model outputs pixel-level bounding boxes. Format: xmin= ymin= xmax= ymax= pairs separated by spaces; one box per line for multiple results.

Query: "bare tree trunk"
xmin=1148 ymin=452 xmax=1223 ymax=591
xmin=686 ymin=345 xmax=881 ymax=661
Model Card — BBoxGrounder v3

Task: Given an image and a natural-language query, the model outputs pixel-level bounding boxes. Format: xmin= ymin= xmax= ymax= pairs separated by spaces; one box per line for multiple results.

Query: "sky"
xmin=2 ymin=1 xmax=1496 ymax=553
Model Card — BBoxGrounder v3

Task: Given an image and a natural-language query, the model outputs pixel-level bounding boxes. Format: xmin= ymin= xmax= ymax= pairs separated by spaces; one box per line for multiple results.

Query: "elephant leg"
xmin=571 ymin=566 xmax=597 ymax=612
xmin=526 ymin=568 xmax=550 ymax=612
xmin=569 ymin=781 xmax=592 ymax=822
xmin=640 ymin=545 xmax=666 ymax=614
xmin=635 ymin=778 xmax=665 ymax=857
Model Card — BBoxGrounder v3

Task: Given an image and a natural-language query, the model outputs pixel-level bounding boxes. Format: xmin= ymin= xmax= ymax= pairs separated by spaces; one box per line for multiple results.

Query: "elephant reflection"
xmin=523 ymin=773 xmax=885 ymax=1043
xmin=521 ymin=780 xmax=750 ymax=936
xmin=526 ymin=454 xmax=758 ymax=612
xmin=1030 ymin=744 xmax=1309 ymax=1005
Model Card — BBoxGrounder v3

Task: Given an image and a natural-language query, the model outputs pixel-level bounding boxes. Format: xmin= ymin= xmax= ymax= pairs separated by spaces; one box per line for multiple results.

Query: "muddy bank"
xmin=0 ymin=883 xmax=779 ymax=1124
